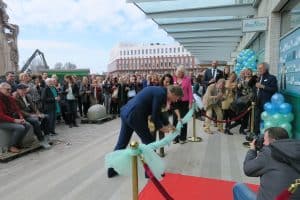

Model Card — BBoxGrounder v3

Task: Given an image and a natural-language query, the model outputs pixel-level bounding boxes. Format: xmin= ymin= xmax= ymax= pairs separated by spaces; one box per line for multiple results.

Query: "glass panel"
xmin=136 ymin=0 xmax=240 ymax=13
xmin=281 ymin=1 xmax=300 ymax=36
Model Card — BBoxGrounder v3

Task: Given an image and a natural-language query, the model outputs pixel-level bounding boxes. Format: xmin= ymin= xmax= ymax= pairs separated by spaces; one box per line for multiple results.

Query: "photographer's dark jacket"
xmin=244 ymin=145 xmax=300 ymax=200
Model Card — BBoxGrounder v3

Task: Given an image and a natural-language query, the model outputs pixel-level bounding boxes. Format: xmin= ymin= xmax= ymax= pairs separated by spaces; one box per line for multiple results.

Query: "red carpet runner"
xmin=139 ymin=173 xmax=259 ymax=200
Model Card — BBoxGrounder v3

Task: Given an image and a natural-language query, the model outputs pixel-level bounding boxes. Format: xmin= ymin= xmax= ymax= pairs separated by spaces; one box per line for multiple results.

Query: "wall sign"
xmin=242 ymin=17 xmax=268 ymax=32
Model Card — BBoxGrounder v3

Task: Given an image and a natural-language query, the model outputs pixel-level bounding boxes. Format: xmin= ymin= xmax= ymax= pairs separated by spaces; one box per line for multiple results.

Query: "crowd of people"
xmin=0 ymin=61 xmax=278 ymax=153
xmin=1 ymin=62 xmax=299 ymax=199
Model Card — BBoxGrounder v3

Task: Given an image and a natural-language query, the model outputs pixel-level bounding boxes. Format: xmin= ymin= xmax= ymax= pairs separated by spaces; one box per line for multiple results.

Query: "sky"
xmin=6 ymin=0 xmax=234 ymax=73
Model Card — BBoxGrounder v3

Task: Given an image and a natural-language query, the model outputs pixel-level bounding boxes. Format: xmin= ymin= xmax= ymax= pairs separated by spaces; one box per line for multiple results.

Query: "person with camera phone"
xmin=233 ymin=127 xmax=300 ymax=200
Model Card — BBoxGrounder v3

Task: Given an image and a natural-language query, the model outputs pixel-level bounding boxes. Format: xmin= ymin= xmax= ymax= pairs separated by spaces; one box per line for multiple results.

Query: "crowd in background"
xmin=0 ymin=60 xmax=278 ymax=152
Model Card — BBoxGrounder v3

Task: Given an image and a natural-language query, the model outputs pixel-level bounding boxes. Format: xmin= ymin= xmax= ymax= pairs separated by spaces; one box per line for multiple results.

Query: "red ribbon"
xmin=143 ymin=163 xmax=174 ymax=200
xmin=275 ymin=189 xmax=292 ymax=200
xmin=203 ymin=107 xmax=251 ymax=123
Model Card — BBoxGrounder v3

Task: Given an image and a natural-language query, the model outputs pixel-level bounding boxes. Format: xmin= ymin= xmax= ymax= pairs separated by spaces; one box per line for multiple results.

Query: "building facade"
xmin=107 ymin=43 xmax=197 ymax=74
xmin=0 ymin=0 xmax=19 ymax=75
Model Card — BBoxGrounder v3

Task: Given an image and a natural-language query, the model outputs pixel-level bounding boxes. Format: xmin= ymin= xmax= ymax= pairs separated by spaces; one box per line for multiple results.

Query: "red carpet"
xmin=139 ymin=173 xmax=259 ymax=200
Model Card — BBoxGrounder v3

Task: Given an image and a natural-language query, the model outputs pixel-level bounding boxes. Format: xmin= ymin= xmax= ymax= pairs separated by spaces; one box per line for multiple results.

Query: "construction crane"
xmin=20 ymin=49 xmax=49 ymax=73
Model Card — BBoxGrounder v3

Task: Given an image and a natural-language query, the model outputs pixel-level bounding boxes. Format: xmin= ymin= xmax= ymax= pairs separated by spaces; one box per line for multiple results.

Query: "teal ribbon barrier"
xmin=105 ymin=104 xmax=196 ymax=179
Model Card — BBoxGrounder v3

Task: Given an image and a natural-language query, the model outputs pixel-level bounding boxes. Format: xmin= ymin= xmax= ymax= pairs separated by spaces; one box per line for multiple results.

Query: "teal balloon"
xmin=282 ymin=113 xmax=294 ymax=122
xmin=271 ymin=93 xmax=285 ymax=106
xmin=264 ymin=120 xmax=277 ymax=128
xmin=264 ymin=102 xmax=277 ymax=114
xmin=271 ymin=113 xmax=284 ymax=123
xmin=279 ymin=103 xmax=292 ymax=114
xmin=261 ymin=111 xmax=271 ymax=121
xmin=279 ymin=122 xmax=292 ymax=133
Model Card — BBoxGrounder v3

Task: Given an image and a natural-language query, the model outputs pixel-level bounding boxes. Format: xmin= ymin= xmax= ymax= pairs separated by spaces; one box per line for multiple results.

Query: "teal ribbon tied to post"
xmin=105 ymin=103 xmax=196 ymax=179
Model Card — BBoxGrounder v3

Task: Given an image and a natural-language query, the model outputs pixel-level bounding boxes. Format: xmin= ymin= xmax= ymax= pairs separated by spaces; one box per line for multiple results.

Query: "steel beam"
xmin=161 ymin=19 xmax=242 ymax=32
xmin=178 ymin=37 xmax=240 ymax=43
xmin=147 ymin=4 xmax=256 ymax=18
xmin=170 ymin=29 xmax=242 ymax=38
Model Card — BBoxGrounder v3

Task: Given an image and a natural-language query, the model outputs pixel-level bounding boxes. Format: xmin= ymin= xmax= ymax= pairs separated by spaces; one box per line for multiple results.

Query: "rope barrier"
xmin=202 ymin=106 xmax=251 ymax=123
xmin=140 ymin=156 xmax=174 ymax=200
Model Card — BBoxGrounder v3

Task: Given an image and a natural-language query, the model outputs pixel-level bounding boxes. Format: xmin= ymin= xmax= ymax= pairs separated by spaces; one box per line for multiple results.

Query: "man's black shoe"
xmin=107 ymin=168 xmax=119 ymax=178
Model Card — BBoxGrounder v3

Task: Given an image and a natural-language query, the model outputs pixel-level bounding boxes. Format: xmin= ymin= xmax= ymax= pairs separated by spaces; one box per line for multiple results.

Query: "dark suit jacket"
xmin=203 ymin=68 xmax=223 ymax=87
xmin=121 ymin=86 xmax=166 ymax=130
xmin=256 ymin=72 xmax=278 ymax=109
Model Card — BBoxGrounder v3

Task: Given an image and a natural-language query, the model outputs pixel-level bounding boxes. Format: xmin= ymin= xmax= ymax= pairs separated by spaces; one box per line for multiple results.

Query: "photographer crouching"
xmin=233 ymin=127 xmax=300 ymax=200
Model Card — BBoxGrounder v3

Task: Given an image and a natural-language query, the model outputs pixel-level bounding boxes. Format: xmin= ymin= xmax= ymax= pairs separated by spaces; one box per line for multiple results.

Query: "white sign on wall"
xmin=242 ymin=17 xmax=268 ymax=32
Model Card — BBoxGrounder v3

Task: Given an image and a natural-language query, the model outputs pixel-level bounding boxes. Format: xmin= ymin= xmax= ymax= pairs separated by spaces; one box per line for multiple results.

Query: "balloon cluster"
xmin=261 ymin=93 xmax=294 ymax=138
xmin=235 ymin=49 xmax=257 ymax=76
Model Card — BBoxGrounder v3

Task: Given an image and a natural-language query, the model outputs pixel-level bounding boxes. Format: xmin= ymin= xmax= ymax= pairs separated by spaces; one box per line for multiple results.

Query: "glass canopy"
xmin=130 ymin=0 xmax=256 ymax=62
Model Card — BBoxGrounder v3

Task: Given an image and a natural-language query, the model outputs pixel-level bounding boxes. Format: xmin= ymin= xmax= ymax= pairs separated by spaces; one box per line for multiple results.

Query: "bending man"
xmin=108 ymin=85 xmax=183 ymax=178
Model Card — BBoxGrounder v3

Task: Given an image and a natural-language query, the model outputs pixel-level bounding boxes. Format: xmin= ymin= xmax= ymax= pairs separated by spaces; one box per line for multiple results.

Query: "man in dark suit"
xmin=108 ymin=85 xmax=183 ymax=178
xmin=254 ymin=62 xmax=278 ymax=135
xmin=203 ymin=60 xmax=224 ymax=92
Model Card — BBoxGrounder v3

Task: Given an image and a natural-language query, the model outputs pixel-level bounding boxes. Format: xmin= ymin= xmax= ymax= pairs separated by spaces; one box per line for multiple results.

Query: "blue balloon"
xmin=271 ymin=93 xmax=285 ymax=106
xmin=264 ymin=102 xmax=277 ymax=114
xmin=279 ymin=103 xmax=292 ymax=114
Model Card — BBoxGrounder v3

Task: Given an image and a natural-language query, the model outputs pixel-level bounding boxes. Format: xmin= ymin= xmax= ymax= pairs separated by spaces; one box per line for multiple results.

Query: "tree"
xmin=30 ymin=58 xmax=47 ymax=72
xmin=64 ymin=62 xmax=77 ymax=70
xmin=54 ymin=62 xmax=63 ymax=70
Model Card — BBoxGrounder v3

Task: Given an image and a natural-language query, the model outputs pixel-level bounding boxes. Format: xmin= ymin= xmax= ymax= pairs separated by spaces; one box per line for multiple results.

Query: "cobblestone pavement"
xmin=0 ymin=118 xmax=258 ymax=200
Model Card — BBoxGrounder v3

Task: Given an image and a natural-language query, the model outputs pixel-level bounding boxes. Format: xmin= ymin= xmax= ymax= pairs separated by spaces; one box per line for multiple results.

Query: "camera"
xmin=245 ymin=133 xmax=264 ymax=151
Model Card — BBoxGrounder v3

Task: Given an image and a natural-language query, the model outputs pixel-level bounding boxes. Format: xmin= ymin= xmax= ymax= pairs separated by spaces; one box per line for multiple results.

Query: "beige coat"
xmin=203 ymin=84 xmax=224 ymax=110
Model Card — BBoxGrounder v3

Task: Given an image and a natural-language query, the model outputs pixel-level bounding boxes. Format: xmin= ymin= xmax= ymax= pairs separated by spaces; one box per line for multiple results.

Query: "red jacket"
xmin=0 ymin=93 xmax=23 ymax=123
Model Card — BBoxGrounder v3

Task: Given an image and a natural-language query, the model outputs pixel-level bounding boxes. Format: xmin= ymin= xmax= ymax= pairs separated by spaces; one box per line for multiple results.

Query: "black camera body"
xmin=245 ymin=133 xmax=264 ymax=151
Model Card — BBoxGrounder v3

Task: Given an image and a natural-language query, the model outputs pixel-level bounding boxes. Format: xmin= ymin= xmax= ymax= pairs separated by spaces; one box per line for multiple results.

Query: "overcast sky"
xmin=6 ymin=0 xmax=234 ymax=73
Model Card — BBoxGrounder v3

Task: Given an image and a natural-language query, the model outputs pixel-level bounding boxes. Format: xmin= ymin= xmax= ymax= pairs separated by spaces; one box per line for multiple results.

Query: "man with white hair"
xmin=254 ymin=62 xmax=277 ymax=135
xmin=0 ymin=82 xmax=30 ymax=153
xmin=41 ymin=78 xmax=60 ymax=135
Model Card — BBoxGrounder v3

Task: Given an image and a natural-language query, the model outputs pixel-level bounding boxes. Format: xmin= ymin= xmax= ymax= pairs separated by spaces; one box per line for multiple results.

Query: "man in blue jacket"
xmin=254 ymin=62 xmax=277 ymax=135
xmin=108 ymin=85 xmax=183 ymax=178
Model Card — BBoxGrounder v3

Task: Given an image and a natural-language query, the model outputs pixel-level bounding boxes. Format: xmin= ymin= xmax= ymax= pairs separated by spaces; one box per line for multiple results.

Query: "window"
xmin=161 ymin=48 xmax=164 ymax=53
xmin=131 ymin=50 xmax=133 ymax=55
xmin=281 ymin=1 xmax=300 ymax=36
xmin=173 ymin=48 xmax=176 ymax=53
xmin=153 ymin=49 xmax=156 ymax=54
xmin=157 ymin=49 xmax=160 ymax=54
xmin=178 ymin=47 xmax=181 ymax=52
xmin=142 ymin=49 xmax=144 ymax=54
xmin=149 ymin=49 xmax=152 ymax=54
xmin=165 ymin=48 xmax=168 ymax=53
xmin=134 ymin=50 xmax=137 ymax=55
xmin=169 ymin=48 xmax=172 ymax=53
xmin=145 ymin=49 xmax=148 ymax=54
xmin=120 ymin=51 xmax=122 ymax=56
xmin=138 ymin=50 xmax=140 ymax=55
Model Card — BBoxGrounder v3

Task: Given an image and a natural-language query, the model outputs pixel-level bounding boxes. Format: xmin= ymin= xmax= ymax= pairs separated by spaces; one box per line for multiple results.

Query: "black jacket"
xmin=256 ymin=72 xmax=278 ymax=109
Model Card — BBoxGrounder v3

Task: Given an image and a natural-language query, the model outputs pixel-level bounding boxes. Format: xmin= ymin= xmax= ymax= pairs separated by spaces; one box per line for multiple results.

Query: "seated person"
xmin=15 ymin=83 xmax=51 ymax=149
xmin=0 ymin=83 xmax=30 ymax=153
xmin=233 ymin=127 xmax=300 ymax=200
